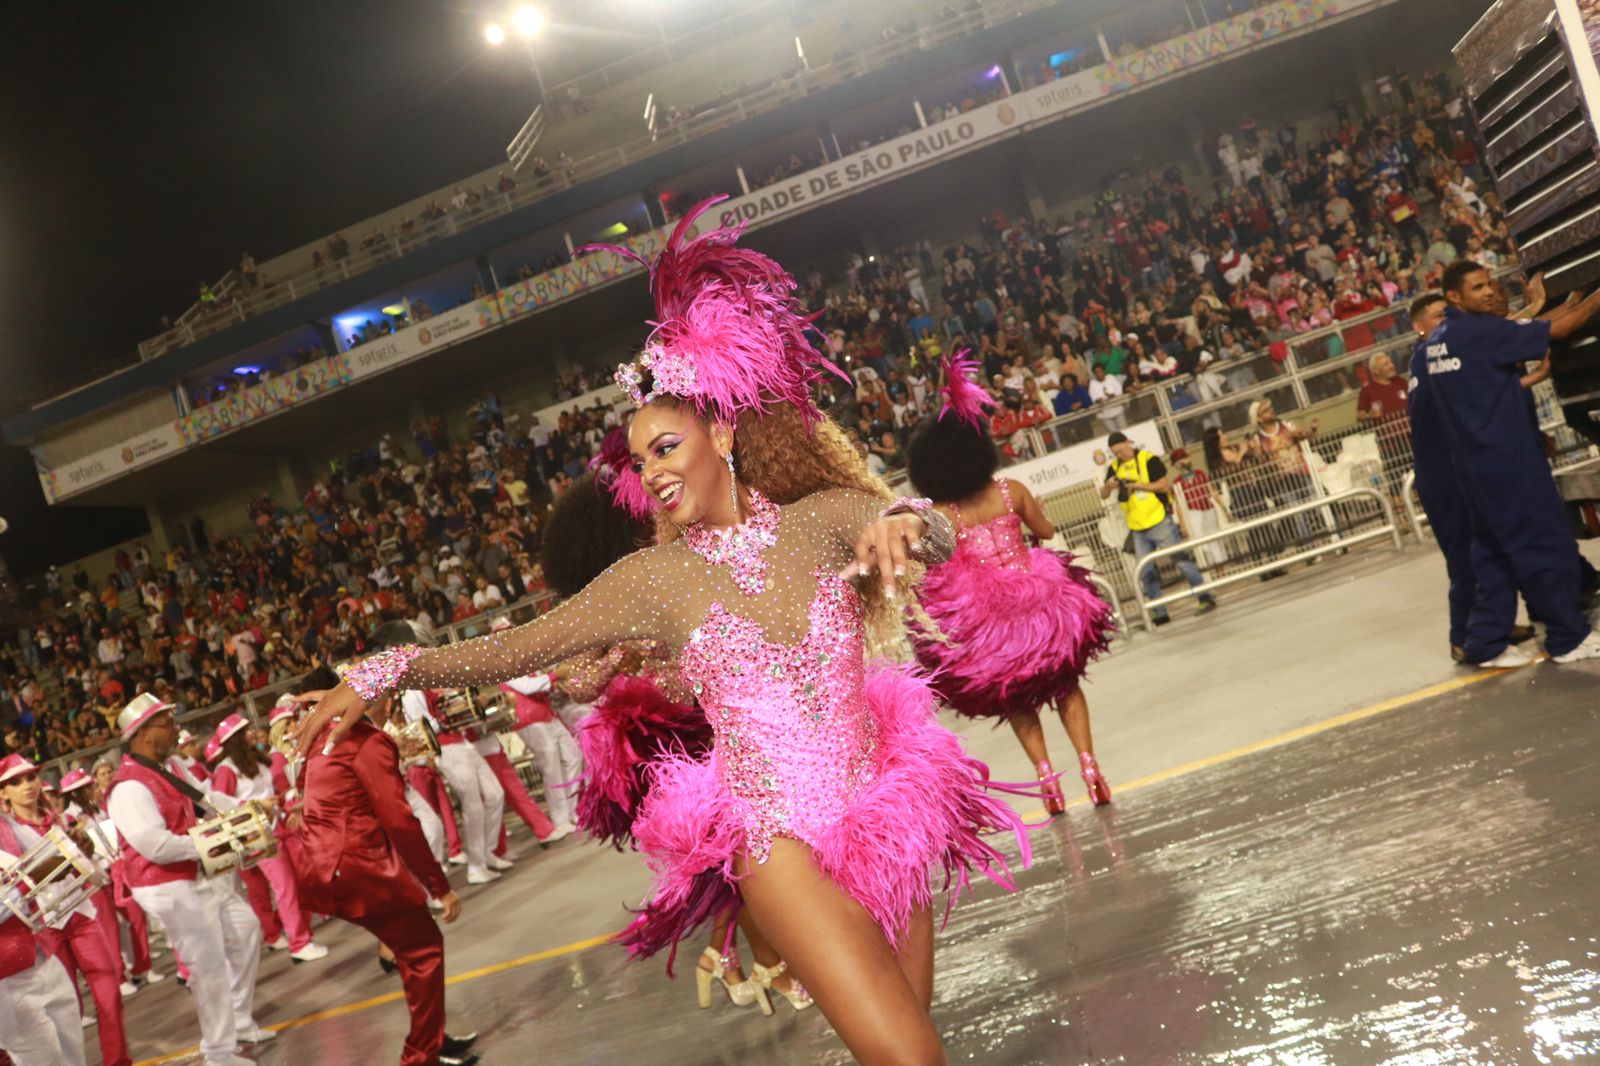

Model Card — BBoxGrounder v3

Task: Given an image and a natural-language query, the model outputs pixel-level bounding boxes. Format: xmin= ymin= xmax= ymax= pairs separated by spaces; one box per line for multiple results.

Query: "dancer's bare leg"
xmin=893 ymin=905 xmax=935 ymax=1012
xmin=739 ymin=909 xmax=801 ymax=997
xmin=738 ymin=839 xmax=946 ymax=1066
xmin=1007 ymin=710 xmax=1050 ymax=766
xmin=1055 ymin=688 xmax=1094 ymax=757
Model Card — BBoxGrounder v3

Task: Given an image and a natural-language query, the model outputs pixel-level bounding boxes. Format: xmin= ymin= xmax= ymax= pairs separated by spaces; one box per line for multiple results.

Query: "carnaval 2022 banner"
xmin=495 ymin=228 xmax=675 ymax=321
xmin=343 ymin=301 xmax=496 ymax=382
xmin=1072 ymin=0 xmax=1380 ymax=102
xmin=40 ymin=422 xmax=185 ymax=503
xmin=1005 ymin=420 xmax=1166 ymax=497
xmin=178 ymin=354 xmax=353 ymax=445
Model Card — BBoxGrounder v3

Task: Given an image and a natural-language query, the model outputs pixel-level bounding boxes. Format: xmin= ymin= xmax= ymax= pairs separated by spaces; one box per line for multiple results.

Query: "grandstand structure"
xmin=5 ymin=0 xmax=1472 ymax=549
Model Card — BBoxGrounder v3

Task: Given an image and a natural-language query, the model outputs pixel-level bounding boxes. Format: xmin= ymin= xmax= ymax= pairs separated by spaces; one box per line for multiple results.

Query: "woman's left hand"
xmin=843 ymin=514 xmax=924 ymax=599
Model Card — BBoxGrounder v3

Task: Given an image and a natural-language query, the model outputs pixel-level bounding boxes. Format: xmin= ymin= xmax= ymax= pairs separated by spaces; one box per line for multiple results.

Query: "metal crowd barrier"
xmin=1131 ymin=486 xmax=1403 ymax=630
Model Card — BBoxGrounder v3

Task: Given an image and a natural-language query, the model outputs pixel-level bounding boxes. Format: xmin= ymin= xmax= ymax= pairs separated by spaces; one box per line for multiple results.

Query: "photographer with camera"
xmin=1099 ymin=432 xmax=1218 ymax=625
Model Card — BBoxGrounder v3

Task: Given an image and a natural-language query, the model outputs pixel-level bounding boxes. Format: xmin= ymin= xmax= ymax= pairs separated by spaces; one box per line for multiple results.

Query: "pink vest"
xmin=108 ymin=756 xmax=199 ymax=887
xmin=499 ymin=681 xmax=554 ymax=727
xmin=0 ymin=818 xmax=41 ymax=979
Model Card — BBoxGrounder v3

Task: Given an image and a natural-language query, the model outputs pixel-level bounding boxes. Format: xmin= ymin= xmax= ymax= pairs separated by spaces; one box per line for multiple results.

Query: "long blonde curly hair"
xmin=645 ymin=399 xmax=920 ymax=654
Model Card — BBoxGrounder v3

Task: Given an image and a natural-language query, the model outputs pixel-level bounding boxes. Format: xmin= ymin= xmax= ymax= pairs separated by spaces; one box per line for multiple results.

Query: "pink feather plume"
xmin=589 ymin=427 xmax=658 ymax=519
xmin=583 ymin=195 xmax=848 ymax=425
xmin=937 ymin=348 xmax=994 ymax=430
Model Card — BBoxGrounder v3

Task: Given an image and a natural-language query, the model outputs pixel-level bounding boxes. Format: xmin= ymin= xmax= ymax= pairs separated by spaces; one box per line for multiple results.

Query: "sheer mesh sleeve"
xmin=402 ymin=549 xmax=669 ymax=691
xmin=805 ymin=488 xmax=957 ymax=566
xmin=559 ymin=645 xmax=629 ymax=704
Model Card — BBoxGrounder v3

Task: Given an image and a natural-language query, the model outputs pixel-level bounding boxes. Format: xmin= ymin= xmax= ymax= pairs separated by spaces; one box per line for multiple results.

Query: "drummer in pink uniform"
xmin=55 ymin=768 xmax=164 ymax=997
xmin=210 ymin=713 xmax=329 ymax=963
xmin=493 ymin=617 xmax=582 ymax=837
xmin=0 ymin=798 xmax=88 ymax=1066
xmin=0 ymin=754 xmax=131 ymax=1066
xmin=906 ymin=352 xmax=1118 ymax=811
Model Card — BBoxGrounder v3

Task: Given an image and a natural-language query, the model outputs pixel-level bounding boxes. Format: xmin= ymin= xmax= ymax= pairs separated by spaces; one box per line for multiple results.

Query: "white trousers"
xmin=437 ymin=743 xmax=504 ymax=872
xmin=405 ymin=783 xmax=446 ymax=864
xmin=0 ymin=951 xmax=86 ymax=1066
xmin=516 ymin=721 xmax=584 ymax=829
xmin=132 ymin=876 xmax=262 ymax=1064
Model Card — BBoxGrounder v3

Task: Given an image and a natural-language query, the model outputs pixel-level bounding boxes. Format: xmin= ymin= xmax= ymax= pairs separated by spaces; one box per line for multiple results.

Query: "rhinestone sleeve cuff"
xmin=344 ymin=644 xmax=424 ymax=703
xmin=880 ymin=497 xmax=956 ymax=565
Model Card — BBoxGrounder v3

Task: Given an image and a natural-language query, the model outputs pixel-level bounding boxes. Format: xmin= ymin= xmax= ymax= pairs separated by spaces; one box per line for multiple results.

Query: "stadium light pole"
xmin=485 ymin=7 xmax=549 ymax=104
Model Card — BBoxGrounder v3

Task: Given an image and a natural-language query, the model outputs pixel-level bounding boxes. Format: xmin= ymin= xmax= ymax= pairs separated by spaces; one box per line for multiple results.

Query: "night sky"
xmin=0 ymin=1 xmax=561 ymax=577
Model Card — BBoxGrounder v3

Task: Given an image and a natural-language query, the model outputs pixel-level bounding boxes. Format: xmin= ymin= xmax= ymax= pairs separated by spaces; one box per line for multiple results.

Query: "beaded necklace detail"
xmin=683 ymin=487 xmax=780 ymax=596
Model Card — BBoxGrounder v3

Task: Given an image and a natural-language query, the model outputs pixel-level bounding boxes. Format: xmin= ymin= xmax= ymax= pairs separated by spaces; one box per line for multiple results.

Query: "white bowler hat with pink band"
xmin=212 ymin=713 xmax=250 ymax=748
xmin=117 ymin=693 xmax=176 ymax=738
xmin=0 ymin=754 xmax=38 ymax=786
xmin=58 ymin=769 xmax=93 ymax=794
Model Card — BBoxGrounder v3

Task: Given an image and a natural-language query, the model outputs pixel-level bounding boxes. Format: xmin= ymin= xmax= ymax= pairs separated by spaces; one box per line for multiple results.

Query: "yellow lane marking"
xmin=133 ymin=668 xmax=1505 ymax=1064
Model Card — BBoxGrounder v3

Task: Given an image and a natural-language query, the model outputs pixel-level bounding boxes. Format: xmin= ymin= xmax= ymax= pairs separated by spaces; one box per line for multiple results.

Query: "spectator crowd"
xmin=4 ymin=71 xmax=1509 ymax=767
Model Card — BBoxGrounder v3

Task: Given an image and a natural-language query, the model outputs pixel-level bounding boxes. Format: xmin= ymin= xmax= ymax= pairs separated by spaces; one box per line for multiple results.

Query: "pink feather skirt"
xmin=575 ymin=674 xmax=712 ymax=852
xmin=616 ymin=664 xmax=1031 ymax=969
xmin=915 ymin=548 xmax=1115 ymax=720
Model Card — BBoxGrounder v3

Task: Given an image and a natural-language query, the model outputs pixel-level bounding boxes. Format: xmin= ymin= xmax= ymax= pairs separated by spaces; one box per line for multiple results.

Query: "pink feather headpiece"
xmin=589 ymin=427 xmax=659 ymax=520
xmin=590 ymin=196 xmax=844 ymax=427
xmin=937 ymin=349 xmax=994 ymax=430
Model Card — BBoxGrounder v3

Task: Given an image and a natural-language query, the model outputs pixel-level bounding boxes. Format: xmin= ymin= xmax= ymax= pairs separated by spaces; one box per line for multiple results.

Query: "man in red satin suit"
xmin=295 ymin=707 xmax=478 ymax=1066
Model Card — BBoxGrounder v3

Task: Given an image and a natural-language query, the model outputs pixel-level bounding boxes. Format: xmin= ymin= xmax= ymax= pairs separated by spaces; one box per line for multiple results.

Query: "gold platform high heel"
xmin=696 ymin=947 xmax=773 ymax=1015
xmin=751 ymin=961 xmax=814 ymax=1011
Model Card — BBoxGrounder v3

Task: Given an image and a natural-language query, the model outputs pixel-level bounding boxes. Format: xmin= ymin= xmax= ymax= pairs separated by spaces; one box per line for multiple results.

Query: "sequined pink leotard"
xmin=914 ymin=478 xmax=1116 ymax=720
xmin=378 ymin=487 xmax=1027 ymax=959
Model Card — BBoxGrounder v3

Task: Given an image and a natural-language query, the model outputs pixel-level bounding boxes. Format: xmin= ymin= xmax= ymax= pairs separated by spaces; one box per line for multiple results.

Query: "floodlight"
xmin=484 ymin=22 xmax=508 ymax=46
xmin=511 ymin=6 xmax=546 ymax=38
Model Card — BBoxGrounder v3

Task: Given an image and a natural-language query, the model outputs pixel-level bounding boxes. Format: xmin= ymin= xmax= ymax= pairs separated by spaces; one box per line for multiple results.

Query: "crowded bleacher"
xmin=1 ymin=68 xmax=1508 ymax=769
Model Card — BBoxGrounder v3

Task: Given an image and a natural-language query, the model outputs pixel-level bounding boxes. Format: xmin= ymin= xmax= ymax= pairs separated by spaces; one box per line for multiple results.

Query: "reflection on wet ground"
xmin=129 ymin=665 xmax=1600 ymax=1065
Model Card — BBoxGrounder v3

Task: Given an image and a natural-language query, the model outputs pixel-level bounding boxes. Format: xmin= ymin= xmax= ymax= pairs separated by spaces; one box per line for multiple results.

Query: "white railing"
xmin=1131 ymin=485 xmax=1403 ymax=629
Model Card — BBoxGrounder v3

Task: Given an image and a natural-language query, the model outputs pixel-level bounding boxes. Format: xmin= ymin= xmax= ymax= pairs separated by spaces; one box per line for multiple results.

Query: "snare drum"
xmin=435 ymin=692 xmax=511 ymax=735
xmin=385 ymin=717 xmax=441 ymax=768
xmin=188 ymin=801 xmax=278 ymax=878
xmin=0 ymin=825 xmax=106 ymax=931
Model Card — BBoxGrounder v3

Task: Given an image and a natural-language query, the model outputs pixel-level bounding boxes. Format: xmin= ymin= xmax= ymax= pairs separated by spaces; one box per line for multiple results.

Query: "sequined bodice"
xmin=678 ymin=571 xmax=877 ymax=862
xmin=955 ymin=512 xmax=1031 ymax=569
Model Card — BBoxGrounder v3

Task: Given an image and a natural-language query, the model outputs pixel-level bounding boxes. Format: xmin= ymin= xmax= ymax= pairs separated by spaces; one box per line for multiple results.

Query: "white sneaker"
xmin=487 ymin=855 xmax=515 ymax=871
xmin=1476 ymin=646 xmax=1534 ymax=669
xmin=465 ymin=867 xmax=501 ymax=885
xmin=265 ymin=935 xmax=290 ymax=951
xmin=289 ymin=943 xmax=330 ymax=963
xmin=236 ymin=1024 xmax=278 ymax=1043
xmin=119 ymin=980 xmax=140 ymax=997
xmin=541 ymin=824 xmax=574 ymax=844
xmin=447 ymin=853 xmax=468 ymax=866
xmin=1551 ymin=630 xmax=1600 ymax=664
xmin=140 ymin=970 xmax=167 ymax=985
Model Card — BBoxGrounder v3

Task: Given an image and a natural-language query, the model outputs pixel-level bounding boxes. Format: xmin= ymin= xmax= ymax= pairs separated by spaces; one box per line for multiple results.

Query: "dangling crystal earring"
xmin=725 ymin=452 xmax=741 ymax=521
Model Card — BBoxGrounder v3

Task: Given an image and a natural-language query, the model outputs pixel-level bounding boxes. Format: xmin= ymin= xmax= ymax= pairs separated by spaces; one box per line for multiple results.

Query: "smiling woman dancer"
xmin=295 ymin=198 xmax=1028 ymax=1065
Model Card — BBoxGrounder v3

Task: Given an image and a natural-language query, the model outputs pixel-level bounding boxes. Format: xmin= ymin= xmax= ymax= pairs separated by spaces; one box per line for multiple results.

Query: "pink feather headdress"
xmin=589 ymin=426 xmax=659 ymax=520
xmin=589 ymin=195 xmax=844 ymax=427
xmin=936 ymin=349 xmax=994 ymax=430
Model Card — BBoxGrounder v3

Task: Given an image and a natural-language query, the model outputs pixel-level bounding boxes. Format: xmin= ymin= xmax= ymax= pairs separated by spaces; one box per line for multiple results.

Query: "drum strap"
xmin=128 ymin=754 xmax=207 ymax=816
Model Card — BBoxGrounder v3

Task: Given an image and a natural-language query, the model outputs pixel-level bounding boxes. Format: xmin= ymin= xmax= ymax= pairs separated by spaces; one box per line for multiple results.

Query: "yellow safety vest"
xmin=1111 ymin=450 xmax=1167 ymax=531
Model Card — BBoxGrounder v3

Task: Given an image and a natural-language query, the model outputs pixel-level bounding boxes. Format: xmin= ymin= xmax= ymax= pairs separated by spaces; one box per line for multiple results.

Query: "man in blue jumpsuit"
xmin=1407 ymin=292 xmax=1539 ymax=663
xmin=1422 ymin=261 xmax=1600 ymax=665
